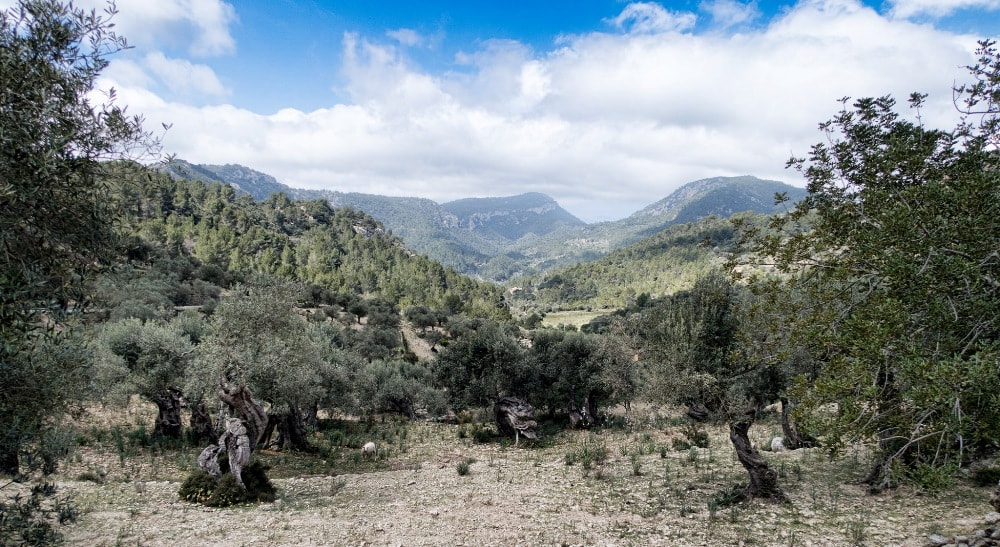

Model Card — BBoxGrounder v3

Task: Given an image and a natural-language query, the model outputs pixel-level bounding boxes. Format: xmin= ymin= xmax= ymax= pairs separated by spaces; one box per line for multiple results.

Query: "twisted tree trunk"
xmin=152 ymin=387 xmax=183 ymax=439
xmin=729 ymin=411 xmax=788 ymax=502
xmin=779 ymin=397 xmax=815 ymax=450
xmin=273 ymin=404 xmax=311 ymax=451
xmin=189 ymin=400 xmax=216 ymax=445
xmin=494 ymin=396 xmax=537 ymax=445
xmin=0 ymin=443 xmax=19 ymax=476
xmin=217 ymin=384 xmax=268 ymax=448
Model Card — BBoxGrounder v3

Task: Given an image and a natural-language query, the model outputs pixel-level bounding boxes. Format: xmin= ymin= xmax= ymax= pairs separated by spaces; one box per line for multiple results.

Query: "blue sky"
xmin=9 ymin=0 xmax=998 ymax=221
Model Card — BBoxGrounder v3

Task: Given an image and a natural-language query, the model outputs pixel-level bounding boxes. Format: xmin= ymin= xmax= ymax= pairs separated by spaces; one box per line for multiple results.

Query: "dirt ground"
xmin=32 ymin=404 xmax=1000 ymax=546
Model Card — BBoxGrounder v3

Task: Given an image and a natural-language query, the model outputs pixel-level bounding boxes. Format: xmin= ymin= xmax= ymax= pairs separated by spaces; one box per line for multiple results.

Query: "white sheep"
xmin=362 ymin=441 xmax=376 ymax=461
xmin=770 ymin=437 xmax=785 ymax=452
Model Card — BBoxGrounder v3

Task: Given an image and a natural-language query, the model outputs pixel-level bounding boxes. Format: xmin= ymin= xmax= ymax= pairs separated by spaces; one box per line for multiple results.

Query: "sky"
xmin=8 ymin=0 xmax=1000 ymax=221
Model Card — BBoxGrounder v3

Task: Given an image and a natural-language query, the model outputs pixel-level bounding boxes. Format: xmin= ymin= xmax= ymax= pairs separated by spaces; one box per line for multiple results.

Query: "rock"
xmin=986 ymin=512 xmax=1000 ymax=525
xmin=770 ymin=437 xmax=785 ymax=452
xmin=927 ymin=534 xmax=949 ymax=546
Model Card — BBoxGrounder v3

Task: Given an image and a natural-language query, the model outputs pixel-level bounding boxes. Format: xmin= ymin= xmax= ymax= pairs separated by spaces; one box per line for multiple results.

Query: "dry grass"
xmin=39 ymin=403 xmax=996 ymax=546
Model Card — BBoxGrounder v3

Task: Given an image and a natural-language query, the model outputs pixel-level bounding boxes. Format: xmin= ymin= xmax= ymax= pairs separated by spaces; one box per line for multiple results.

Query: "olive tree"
xmin=194 ymin=277 xmax=330 ymax=451
xmin=94 ymin=317 xmax=195 ymax=439
xmin=731 ymin=40 xmax=1000 ymax=490
xmin=0 ymin=0 xmax=154 ymax=475
xmin=642 ymin=271 xmax=787 ymax=502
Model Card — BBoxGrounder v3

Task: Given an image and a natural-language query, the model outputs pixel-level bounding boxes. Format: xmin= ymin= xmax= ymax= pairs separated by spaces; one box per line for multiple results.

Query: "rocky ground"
xmin=21 ymin=403 xmax=1000 ymax=546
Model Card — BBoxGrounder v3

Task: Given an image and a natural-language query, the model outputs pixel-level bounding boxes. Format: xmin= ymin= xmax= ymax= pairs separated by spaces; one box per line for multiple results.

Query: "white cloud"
xmin=607 ymin=2 xmax=698 ymax=34
xmin=103 ymin=0 xmax=983 ymax=222
xmin=700 ymin=0 xmax=762 ymax=29
xmin=143 ymin=52 xmax=229 ymax=97
xmin=72 ymin=0 xmax=237 ymax=57
xmin=387 ymin=28 xmax=425 ymax=47
xmin=888 ymin=0 xmax=1000 ymax=18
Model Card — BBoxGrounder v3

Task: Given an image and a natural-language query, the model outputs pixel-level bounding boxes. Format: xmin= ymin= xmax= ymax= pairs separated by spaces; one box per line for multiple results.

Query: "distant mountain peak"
xmin=632 ymin=175 xmax=804 ymax=223
xmin=441 ymin=192 xmax=585 ymax=241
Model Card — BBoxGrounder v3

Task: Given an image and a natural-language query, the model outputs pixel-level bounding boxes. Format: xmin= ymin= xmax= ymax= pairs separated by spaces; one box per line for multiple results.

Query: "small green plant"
xmin=472 ymin=425 xmax=495 ymax=444
xmin=707 ymin=500 xmax=720 ymax=519
xmin=671 ymin=437 xmax=692 ymax=451
xmin=456 ymin=460 xmax=471 ymax=476
xmin=710 ymin=483 xmax=746 ymax=509
xmin=76 ymin=470 xmax=104 ymax=483
xmin=970 ymin=460 xmax=1000 ymax=486
xmin=630 ymin=452 xmax=642 ymax=476
xmin=329 ymin=478 xmax=347 ymax=495
xmin=681 ymin=421 xmax=710 ymax=449
xmin=844 ymin=517 xmax=869 ymax=545
xmin=908 ymin=462 xmax=957 ymax=492
xmin=0 ymin=482 xmax=78 ymax=545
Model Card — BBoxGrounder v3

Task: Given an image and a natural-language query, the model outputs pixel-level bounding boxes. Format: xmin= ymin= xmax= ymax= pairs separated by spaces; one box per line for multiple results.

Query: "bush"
xmin=456 ymin=460 xmax=471 ymax=476
xmin=681 ymin=421 xmax=710 ymax=449
xmin=970 ymin=459 xmax=1000 ymax=487
xmin=0 ymin=482 xmax=77 ymax=546
xmin=178 ymin=459 xmax=276 ymax=507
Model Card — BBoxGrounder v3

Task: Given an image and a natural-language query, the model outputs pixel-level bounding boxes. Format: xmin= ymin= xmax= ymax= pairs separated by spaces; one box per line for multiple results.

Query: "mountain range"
xmin=160 ymin=160 xmax=806 ymax=280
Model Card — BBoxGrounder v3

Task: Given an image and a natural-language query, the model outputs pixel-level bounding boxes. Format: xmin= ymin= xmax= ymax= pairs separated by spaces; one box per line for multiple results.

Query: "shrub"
xmin=681 ymin=421 xmax=710 ymax=449
xmin=178 ymin=459 xmax=276 ymax=507
xmin=456 ymin=460 xmax=471 ymax=476
xmin=0 ymin=482 xmax=77 ymax=545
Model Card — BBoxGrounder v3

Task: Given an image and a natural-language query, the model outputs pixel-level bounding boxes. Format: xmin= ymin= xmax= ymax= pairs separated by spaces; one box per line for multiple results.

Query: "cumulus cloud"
xmin=70 ymin=0 xmax=237 ymax=56
xmin=606 ymin=2 xmax=698 ymax=34
xmin=387 ymin=28 xmax=425 ymax=47
xmin=102 ymin=0 xmax=982 ymax=222
xmin=888 ymin=0 xmax=1000 ymax=18
xmin=701 ymin=0 xmax=762 ymax=29
xmin=143 ymin=52 xmax=229 ymax=97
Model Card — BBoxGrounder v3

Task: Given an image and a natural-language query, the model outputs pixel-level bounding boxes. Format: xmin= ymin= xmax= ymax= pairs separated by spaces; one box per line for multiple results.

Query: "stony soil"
xmin=31 ymin=404 xmax=1000 ymax=546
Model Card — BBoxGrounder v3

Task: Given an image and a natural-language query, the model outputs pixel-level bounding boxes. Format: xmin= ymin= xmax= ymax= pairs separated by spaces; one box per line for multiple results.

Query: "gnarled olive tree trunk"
xmin=272 ymin=404 xmax=311 ymax=451
xmin=729 ymin=410 xmax=787 ymax=502
xmin=779 ymin=397 xmax=815 ymax=450
xmin=189 ymin=400 xmax=216 ymax=445
xmin=494 ymin=396 xmax=537 ymax=445
xmin=217 ymin=384 xmax=268 ymax=448
xmin=151 ymin=387 xmax=183 ymax=439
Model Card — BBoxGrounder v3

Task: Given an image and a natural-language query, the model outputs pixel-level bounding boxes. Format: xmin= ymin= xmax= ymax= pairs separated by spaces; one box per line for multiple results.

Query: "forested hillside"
xmin=512 ymin=215 xmax=740 ymax=311
xmin=5 ymin=4 xmax=1000 ymax=544
xmin=109 ymin=164 xmax=510 ymax=320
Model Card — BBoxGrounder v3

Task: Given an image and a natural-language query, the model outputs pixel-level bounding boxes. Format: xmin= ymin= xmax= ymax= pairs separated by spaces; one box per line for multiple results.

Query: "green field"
xmin=541 ymin=309 xmax=612 ymax=329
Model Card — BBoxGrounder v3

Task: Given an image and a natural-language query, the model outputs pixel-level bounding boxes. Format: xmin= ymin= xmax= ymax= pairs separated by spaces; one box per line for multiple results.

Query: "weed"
xmin=710 ymin=483 xmax=746 ymax=509
xmin=681 ymin=421 xmax=711 ymax=449
xmin=843 ymin=517 xmax=869 ymax=545
xmin=456 ymin=460 xmax=471 ymax=476
xmin=329 ymin=478 xmax=347 ymax=496
xmin=630 ymin=452 xmax=642 ymax=476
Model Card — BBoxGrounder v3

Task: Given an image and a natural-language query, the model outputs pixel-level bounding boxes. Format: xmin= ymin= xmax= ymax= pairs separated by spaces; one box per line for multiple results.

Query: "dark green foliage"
xmin=681 ymin=422 xmax=711 ymax=449
xmin=0 ymin=0 xmax=154 ymax=475
xmin=710 ymin=483 xmax=747 ymax=509
xmin=732 ymin=41 xmax=1000 ymax=489
xmin=178 ymin=459 xmax=276 ymax=507
xmin=640 ymin=271 xmax=744 ymax=415
xmin=354 ymin=360 xmax=448 ymax=419
xmin=515 ymin=215 xmax=738 ymax=311
xmin=111 ymin=168 xmax=511 ymax=321
xmin=0 ymin=482 xmax=78 ymax=546
xmin=433 ymin=321 xmax=528 ymax=409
